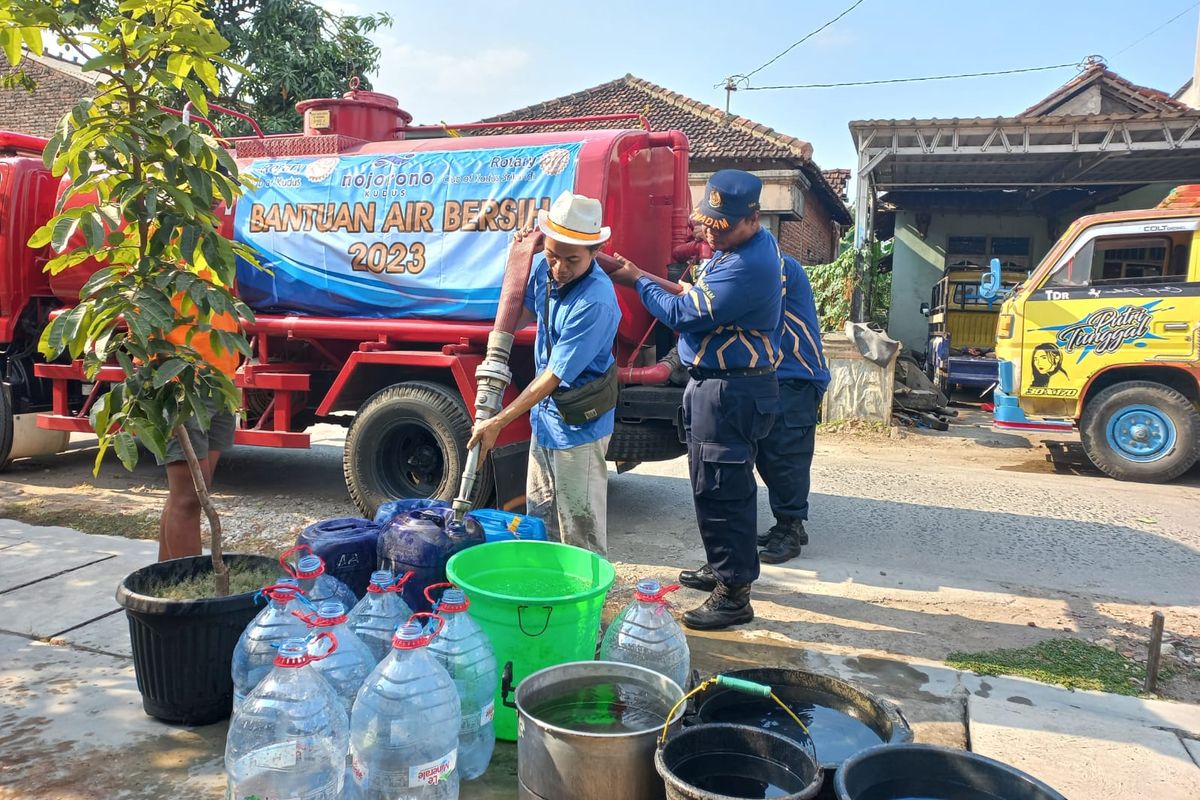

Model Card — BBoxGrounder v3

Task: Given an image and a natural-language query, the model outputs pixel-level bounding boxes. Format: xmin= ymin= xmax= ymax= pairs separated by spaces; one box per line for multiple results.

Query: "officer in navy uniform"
xmin=755 ymin=254 xmax=830 ymax=564
xmin=609 ymin=170 xmax=782 ymax=630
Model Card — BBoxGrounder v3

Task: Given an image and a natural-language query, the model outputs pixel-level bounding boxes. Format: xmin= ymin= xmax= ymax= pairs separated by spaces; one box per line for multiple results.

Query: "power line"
xmin=742 ymin=61 xmax=1080 ymax=91
xmin=733 ymin=0 xmax=867 ymax=83
xmin=1114 ymin=1 xmax=1198 ymax=57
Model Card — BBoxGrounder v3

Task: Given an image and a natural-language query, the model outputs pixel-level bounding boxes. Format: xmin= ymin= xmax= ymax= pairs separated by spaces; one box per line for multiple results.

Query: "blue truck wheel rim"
xmin=1105 ymin=404 xmax=1176 ymax=463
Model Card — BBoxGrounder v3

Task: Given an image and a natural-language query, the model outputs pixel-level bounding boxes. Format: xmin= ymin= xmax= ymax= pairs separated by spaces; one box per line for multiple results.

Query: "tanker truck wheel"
xmin=343 ymin=381 xmax=492 ymax=518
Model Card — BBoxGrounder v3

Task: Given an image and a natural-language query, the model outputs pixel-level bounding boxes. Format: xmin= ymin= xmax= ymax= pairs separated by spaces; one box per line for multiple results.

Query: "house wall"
xmin=888 ymin=211 xmax=1054 ymax=355
xmin=690 ymin=169 xmax=840 ymax=264
xmin=780 ymin=190 xmax=838 ymax=264
xmin=0 ymin=59 xmax=92 ymax=138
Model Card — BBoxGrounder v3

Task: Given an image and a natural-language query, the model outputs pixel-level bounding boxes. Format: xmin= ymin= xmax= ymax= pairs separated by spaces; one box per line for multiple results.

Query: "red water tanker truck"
xmin=0 ymin=90 xmax=704 ymax=516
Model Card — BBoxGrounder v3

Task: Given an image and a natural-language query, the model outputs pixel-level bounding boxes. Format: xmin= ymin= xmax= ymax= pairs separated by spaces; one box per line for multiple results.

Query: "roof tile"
xmin=477 ymin=74 xmax=850 ymax=222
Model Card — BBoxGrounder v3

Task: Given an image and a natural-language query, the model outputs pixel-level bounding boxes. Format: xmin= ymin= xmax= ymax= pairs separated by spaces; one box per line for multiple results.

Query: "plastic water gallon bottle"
xmin=377 ymin=507 xmax=481 ymax=613
xmin=283 ymin=544 xmax=360 ymax=611
xmin=295 ymin=601 xmax=377 ymax=716
xmin=231 ymin=579 xmax=311 ymax=709
xmin=424 ymin=583 xmax=497 ymax=781
xmin=226 ymin=634 xmax=349 ymax=800
xmin=599 ymin=579 xmax=691 ymax=689
xmin=348 ymin=570 xmax=414 ymax=663
xmin=350 ymin=614 xmax=462 ymax=799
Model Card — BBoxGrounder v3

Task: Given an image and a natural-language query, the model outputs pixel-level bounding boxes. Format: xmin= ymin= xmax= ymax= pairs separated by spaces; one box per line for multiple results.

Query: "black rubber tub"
xmin=835 ymin=744 xmax=1067 ymax=800
xmin=115 ymin=554 xmax=275 ymax=725
xmin=687 ymin=668 xmax=912 ymax=798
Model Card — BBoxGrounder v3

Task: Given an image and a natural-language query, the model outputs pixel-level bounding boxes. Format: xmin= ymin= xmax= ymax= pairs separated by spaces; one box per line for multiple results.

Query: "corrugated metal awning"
xmin=848 ymin=110 xmax=1200 ymax=190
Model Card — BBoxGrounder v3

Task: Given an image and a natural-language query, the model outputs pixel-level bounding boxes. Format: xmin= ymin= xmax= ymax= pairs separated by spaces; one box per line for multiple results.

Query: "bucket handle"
xmin=500 ymin=661 xmax=517 ymax=709
xmin=516 ymin=605 xmax=552 ymax=637
xmin=657 ymin=675 xmax=818 ymax=765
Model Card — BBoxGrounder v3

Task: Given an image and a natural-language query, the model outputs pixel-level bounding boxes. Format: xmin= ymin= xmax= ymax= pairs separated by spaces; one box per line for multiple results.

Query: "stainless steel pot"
xmin=510 ymin=660 xmax=684 ymax=800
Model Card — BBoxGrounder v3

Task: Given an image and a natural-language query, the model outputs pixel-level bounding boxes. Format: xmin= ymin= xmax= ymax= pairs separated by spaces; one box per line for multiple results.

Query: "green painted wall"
xmin=1095 ymin=182 xmax=1175 ymax=212
xmin=888 ymin=211 xmax=1054 ymax=354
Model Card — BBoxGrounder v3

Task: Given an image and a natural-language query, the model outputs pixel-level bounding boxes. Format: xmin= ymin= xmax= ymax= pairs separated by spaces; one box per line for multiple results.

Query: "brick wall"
xmin=0 ymin=59 xmax=93 ymax=138
xmin=779 ymin=187 xmax=840 ymax=265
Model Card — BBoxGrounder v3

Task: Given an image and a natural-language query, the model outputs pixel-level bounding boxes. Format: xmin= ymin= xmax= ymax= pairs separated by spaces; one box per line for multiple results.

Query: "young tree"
xmin=1 ymin=0 xmax=260 ymax=595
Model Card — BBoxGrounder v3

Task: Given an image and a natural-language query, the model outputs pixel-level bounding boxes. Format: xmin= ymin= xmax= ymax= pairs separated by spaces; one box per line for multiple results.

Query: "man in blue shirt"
xmin=610 ymin=170 xmax=782 ymax=630
xmin=468 ymin=192 xmax=620 ymax=555
xmin=755 ymin=254 xmax=830 ymax=564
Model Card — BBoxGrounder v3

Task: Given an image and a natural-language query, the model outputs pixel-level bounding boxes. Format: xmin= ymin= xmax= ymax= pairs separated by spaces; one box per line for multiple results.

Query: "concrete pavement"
xmin=1 ymin=519 xmax=1198 ymax=799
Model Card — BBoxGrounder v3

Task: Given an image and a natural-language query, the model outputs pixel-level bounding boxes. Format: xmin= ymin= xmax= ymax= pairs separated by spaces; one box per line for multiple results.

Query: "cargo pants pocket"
xmin=695 ymin=442 xmax=754 ymax=499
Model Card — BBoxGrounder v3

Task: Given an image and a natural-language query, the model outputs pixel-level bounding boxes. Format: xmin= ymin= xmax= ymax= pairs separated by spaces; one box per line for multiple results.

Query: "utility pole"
xmin=724 ymin=78 xmax=737 ymax=114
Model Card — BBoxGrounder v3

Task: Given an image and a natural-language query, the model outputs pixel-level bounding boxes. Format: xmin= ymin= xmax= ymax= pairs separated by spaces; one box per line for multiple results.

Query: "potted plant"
xmin=2 ymin=0 xmax=275 ymax=724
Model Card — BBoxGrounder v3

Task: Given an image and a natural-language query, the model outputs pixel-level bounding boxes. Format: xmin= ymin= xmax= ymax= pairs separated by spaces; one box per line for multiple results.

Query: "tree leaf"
xmin=151 ymin=357 xmax=189 ymax=388
xmin=112 ymin=430 xmax=139 ymax=471
xmin=0 ymin=30 xmax=22 ymax=68
xmin=50 ymin=216 xmax=80 ymax=253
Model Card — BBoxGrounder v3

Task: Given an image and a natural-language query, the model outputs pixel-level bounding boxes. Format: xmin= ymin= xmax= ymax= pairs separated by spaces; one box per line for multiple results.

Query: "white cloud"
xmin=369 ymin=36 xmax=538 ymax=124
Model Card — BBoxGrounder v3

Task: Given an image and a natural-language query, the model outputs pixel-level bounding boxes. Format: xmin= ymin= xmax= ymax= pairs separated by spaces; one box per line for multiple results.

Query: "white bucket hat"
xmin=537 ymin=191 xmax=612 ymax=246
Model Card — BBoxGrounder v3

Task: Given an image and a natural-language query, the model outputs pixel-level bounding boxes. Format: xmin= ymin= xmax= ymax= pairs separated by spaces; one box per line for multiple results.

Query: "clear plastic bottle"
xmin=424 ymin=583 xmax=497 ymax=781
xmin=283 ymin=544 xmax=360 ymax=611
xmin=231 ymin=579 xmax=311 ymax=709
xmin=350 ymin=614 xmax=462 ymax=799
xmin=348 ymin=570 xmax=414 ymax=663
xmin=226 ymin=634 xmax=349 ymax=800
xmin=296 ymin=601 xmax=377 ymax=717
xmin=599 ymin=579 xmax=691 ymax=689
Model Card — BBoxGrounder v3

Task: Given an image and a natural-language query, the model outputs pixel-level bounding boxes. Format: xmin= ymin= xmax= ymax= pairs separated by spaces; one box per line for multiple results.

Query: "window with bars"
xmin=945 ymin=235 xmax=1031 ymax=272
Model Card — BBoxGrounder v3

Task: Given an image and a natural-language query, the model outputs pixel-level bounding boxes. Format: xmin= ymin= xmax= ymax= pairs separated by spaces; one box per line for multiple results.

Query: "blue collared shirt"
xmin=523 ymin=258 xmax=620 ymax=449
xmin=636 ymin=227 xmax=783 ymax=371
xmin=779 ymin=255 xmax=830 ymax=391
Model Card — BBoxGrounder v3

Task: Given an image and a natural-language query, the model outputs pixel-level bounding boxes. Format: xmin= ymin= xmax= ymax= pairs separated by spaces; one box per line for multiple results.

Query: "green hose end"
xmin=716 ymin=675 xmax=773 ymax=697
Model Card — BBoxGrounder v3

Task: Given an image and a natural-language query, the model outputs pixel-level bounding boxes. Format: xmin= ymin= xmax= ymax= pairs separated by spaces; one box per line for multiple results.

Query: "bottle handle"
xmin=279 ymin=544 xmax=312 ymax=578
xmin=389 ymin=570 xmax=415 ymax=593
xmin=404 ymin=612 xmax=446 ymax=647
xmin=423 ymin=581 xmax=454 ymax=606
xmin=307 ymin=631 xmax=338 ymax=661
xmin=255 ymin=582 xmax=299 ymax=604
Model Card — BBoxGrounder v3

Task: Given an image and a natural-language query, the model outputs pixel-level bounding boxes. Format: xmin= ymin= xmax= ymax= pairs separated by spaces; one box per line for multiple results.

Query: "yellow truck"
xmin=926 ymin=266 xmax=1026 ymax=396
xmin=993 ymin=186 xmax=1200 ymax=482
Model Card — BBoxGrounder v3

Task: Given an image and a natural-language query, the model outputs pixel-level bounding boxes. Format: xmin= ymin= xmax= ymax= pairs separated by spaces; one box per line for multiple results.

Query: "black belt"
xmin=688 ymin=366 xmax=776 ymax=380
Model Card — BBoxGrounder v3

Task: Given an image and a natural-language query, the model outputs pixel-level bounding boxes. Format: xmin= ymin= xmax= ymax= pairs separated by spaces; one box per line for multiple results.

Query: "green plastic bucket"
xmin=446 ymin=540 xmax=615 ymax=741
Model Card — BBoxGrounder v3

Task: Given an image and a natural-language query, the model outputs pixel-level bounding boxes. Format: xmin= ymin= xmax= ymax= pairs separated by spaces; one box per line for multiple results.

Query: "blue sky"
xmin=346 ymin=1 xmax=1195 ymax=176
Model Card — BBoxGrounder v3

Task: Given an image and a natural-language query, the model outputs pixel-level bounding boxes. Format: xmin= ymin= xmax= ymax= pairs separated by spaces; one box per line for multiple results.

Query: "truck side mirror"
xmin=920 ymin=302 xmax=930 ymax=317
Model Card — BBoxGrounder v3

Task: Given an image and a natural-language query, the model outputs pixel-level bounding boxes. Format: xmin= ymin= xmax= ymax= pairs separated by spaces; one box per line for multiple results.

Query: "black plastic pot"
xmin=834 ymin=744 xmax=1067 ymax=800
xmin=115 ymin=554 xmax=276 ymax=725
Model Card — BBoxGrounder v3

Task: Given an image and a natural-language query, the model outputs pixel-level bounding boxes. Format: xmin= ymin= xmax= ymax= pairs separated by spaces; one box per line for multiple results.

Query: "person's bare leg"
xmin=159 ymin=456 xmax=213 ymax=561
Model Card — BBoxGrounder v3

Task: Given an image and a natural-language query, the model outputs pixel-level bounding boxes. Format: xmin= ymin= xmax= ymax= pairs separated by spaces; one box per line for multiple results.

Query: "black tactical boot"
xmin=679 ymin=563 xmax=718 ymax=592
xmin=756 ymin=521 xmax=781 ymax=547
xmin=758 ymin=517 xmax=810 ymax=547
xmin=682 ymin=582 xmax=753 ymax=630
xmin=759 ymin=519 xmax=805 ymax=564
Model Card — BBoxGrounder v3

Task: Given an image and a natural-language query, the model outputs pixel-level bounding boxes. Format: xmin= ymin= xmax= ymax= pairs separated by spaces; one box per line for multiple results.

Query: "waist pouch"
xmin=552 ymin=363 xmax=619 ymax=425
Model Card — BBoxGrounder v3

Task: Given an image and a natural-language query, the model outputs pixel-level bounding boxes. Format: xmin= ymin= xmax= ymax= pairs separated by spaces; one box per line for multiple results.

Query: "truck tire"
xmin=606 ymin=420 xmax=685 ymax=463
xmin=343 ymin=381 xmax=491 ymax=518
xmin=1080 ymin=381 xmax=1200 ymax=483
xmin=0 ymin=383 xmax=13 ymax=471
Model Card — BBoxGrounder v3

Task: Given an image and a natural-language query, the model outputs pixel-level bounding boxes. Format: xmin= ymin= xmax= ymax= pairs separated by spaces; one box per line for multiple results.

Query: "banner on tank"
xmin=234 ymin=142 xmax=583 ymax=319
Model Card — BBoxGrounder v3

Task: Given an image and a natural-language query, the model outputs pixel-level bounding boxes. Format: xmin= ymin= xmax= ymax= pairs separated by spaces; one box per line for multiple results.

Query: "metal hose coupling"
xmin=453 ymin=330 xmax=515 ymax=519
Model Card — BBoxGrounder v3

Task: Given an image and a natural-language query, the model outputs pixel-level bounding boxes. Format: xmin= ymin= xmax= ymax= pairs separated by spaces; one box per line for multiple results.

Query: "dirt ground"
xmin=2 ymin=402 xmax=1198 ymax=702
